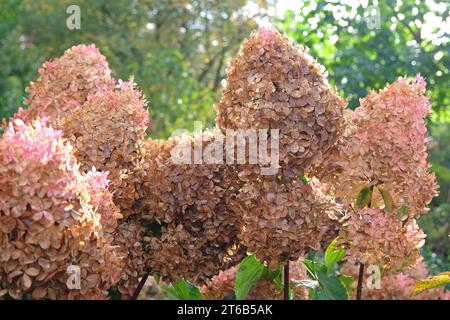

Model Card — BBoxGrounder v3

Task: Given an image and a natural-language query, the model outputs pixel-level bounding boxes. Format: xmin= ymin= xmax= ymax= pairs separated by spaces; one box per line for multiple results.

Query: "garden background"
xmin=0 ymin=0 xmax=448 ymax=274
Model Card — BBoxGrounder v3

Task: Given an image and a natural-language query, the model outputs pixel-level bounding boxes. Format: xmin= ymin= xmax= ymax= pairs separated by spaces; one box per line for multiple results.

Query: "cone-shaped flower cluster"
xmin=213 ymin=26 xmax=344 ymax=267
xmin=19 ymin=44 xmax=114 ymax=124
xmin=215 ymin=26 xmax=346 ymax=175
xmin=312 ymin=76 xmax=438 ymax=218
xmin=0 ymin=119 xmax=121 ymax=299
xmin=1 ymin=45 xmax=150 ymax=299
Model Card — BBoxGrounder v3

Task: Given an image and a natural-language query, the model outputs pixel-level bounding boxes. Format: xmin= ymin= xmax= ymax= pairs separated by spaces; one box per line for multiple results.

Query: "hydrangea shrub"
xmin=0 ymin=27 xmax=446 ymax=300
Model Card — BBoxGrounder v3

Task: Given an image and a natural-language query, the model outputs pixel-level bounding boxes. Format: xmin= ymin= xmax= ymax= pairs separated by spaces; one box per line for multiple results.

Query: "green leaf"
xmin=301 ymin=176 xmax=309 ymax=184
xmin=316 ymin=271 xmax=349 ymax=300
xmin=261 ymin=266 xmax=282 ymax=281
xmin=223 ymin=293 xmax=236 ymax=300
xmin=301 ymin=259 xmax=327 ymax=280
xmin=108 ymin=288 xmax=122 ymax=300
xmin=396 ymin=206 xmax=409 ymax=217
xmin=308 ymin=287 xmax=317 ymax=300
xmin=378 ymin=187 xmax=394 ymax=212
xmin=325 ymin=238 xmax=346 ymax=272
xmin=356 ymin=186 xmax=372 ymax=208
xmin=234 ymin=255 xmax=265 ymax=300
xmin=338 ymin=275 xmax=354 ymax=292
xmin=163 ymin=280 xmax=204 ymax=300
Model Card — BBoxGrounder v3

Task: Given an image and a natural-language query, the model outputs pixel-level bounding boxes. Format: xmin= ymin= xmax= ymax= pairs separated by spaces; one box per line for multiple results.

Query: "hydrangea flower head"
xmin=0 ymin=119 xmax=121 ymax=299
xmin=22 ymin=44 xmax=114 ymax=123
xmin=311 ymin=76 xmax=438 ymax=218
xmin=215 ymin=27 xmax=346 ymax=176
xmin=338 ymin=208 xmax=425 ymax=271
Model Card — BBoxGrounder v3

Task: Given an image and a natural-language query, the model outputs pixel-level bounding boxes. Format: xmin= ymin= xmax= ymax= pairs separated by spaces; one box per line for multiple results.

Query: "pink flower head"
xmin=22 ymin=44 xmax=114 ymax=123
xmin=338 ymin=208 xmax=424 ymax=271
xmin=312 ymin=75 xmax=438 ymax=218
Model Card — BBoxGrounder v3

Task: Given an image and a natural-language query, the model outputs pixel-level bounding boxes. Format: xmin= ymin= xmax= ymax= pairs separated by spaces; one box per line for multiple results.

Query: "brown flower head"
xmin=215 ymin=26 xmax=346 ymax=176
xmin=232 ymin=176 xmax=338 ymax=269
xmin=19 ymin=44 xmax=114 ymax=124
xmin=141 ymin=130 xmax=243 ymax=284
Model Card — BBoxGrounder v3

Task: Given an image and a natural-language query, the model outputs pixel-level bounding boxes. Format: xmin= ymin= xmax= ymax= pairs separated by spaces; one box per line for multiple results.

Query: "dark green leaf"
xmin=163 ymin=280 xmax=204 ymax=300
xmin=108 ymin=288 xmax=122 ymax=300
xmin=316 ymin=271 xmax=349 ymax=300
xmin=356 ymin=186 xmax=372 ymax=208
xmin=234 ymin=255 xmax=265 ymax=300
xmin=223 ymin=293 xmax=236 ymax=300
xmin=261 ymin=266 xmax=282 ymax=281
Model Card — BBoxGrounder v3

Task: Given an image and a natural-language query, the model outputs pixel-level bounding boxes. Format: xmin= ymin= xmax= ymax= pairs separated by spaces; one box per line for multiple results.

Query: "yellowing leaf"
xmin=412 ymin=272 xmax=450 ymax=297
xmin=377 ymin=187 xmax=394 ymax=212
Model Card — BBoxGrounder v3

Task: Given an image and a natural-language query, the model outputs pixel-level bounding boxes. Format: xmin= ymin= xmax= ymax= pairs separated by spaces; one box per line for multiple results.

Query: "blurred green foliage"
xmin=0 ymin=0 xmax=448 ymax=272
xmin=0 ymin=0 xmax=266 ymax=137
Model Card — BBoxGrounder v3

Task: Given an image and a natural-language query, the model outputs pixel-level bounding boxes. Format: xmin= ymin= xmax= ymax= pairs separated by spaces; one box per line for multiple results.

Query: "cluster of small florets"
xmin=340 ymin=257 xmax=449 ymax=300
xmin=141 ymin=130 xmax=243 ymax=284
xmin=337 ymin=208 xmax=425 ymax=271
xmin=0 ymin=119 xmax=122 ymax=299
xmin=215 ymin=27 xmax=346 ymax=175
xmin=308 ymin=75 xmax=438 ymax=273
xmin=312 ymin=76 xmax=438 ymax=218
xmin=1 ymin=44 xmax=149 ymax=299
xmin=212 ymin=26 xmax=345 ymax=267
xmin=233 ymin=177 xmax=338 ymax=269
xmin=201 ymin=260 xmax=308 ymax=300
xmin=18 ymin=44 xmax=114 ymax=124
xmin=58 ymin=80 xmax=149 ymax=217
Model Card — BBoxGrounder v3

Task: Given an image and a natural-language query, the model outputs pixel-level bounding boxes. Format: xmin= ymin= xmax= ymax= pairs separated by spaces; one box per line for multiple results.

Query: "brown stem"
xmin=283 ymin=262 xmax=290 ymax=300
xmin=130 ymin=272 xmax=149 ymax=300
xmin=356 ymin=262 xmax=364 ymax=300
